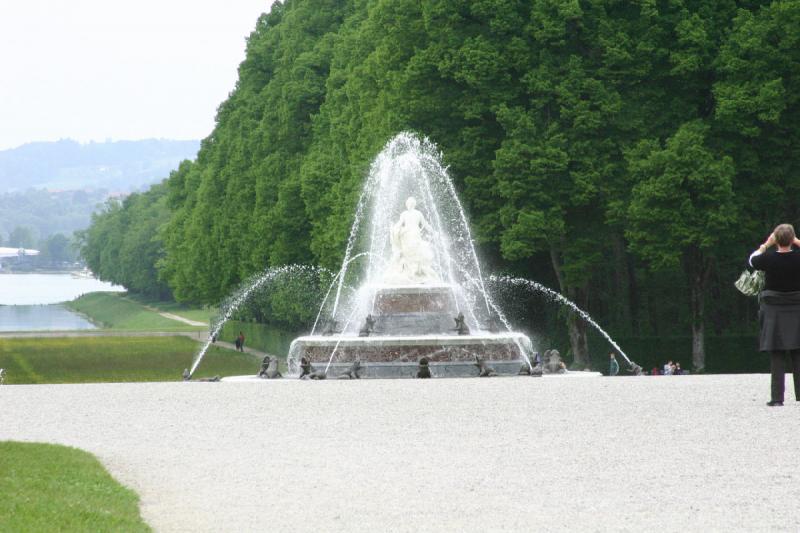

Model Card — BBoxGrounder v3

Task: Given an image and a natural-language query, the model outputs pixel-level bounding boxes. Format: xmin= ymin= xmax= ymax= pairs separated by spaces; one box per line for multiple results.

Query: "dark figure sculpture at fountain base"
xmin=628 ymin=362 xmax=643 ymax=376
xmin=416 ymin=357 xmax=432 ymax=378
xmin=299 ymin=357 xmax=327 ymax=379
xmin=543 ymin=349 xmax=566 ymax=374
xmin=339 ymin=360 xmax=362 ymax=379
xmin=299 ymin=357 xmax=312 ymax=378
xmin=518 ymin=360 xmax=542 ymax=377
xmin=358 ymin=315 xmax=376 ymax=337
xmin=474 ymin=356 xmax=497 ymax=377
xmin=306 ymin=369 xmax=327 ymax=380
xmin=453 ymin=312 xmax=470 ymax=335
xmin=258 ymin=356 xmax=282 ymax=379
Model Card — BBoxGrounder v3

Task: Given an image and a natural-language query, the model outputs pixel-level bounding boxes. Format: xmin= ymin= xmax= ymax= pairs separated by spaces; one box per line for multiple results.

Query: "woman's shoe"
xmin=767 ymin=401 xmax=784 ymax=406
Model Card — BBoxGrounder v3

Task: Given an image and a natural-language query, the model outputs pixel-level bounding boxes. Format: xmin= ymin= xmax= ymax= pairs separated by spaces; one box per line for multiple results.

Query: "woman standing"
xmin=749 ymin=224 xmax=800 ymax=406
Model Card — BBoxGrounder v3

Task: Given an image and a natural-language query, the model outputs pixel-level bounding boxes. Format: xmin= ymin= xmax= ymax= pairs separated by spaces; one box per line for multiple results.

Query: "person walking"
xmin=237 ymin=331 xmax=246 ymax=353
xmin=609 ymin=352 xmax=619 ymax=376
xmin=749 ymin=224 xmax=800 ymax=406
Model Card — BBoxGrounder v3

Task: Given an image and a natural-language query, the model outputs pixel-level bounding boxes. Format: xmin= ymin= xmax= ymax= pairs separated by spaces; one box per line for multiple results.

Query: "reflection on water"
xmin=0 ymin=273 xmax=123 ymax=305
xmin=0 ymin=304 xmax=97 ymax=332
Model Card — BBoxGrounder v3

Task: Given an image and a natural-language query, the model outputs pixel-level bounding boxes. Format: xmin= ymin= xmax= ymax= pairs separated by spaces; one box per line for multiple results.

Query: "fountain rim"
xmin=290 ymin=331 xmax=531 ymax=346
xmin=361 ymin=282 xmax=456 ymax=290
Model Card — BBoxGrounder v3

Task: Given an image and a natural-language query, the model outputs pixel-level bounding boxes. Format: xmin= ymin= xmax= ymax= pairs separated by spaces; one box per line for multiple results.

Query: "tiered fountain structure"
xmin=287 ymin=133 xmax=534 ymax=378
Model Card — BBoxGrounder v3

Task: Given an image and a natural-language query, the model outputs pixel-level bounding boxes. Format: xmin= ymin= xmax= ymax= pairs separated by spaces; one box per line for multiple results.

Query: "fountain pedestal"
xmin=289 ymin=284 xmax=532 ymax=378
xmin=290 ymin=332 xmax=531 ymax=378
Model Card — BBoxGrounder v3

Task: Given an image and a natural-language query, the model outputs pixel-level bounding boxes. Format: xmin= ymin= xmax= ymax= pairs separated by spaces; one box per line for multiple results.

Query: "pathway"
xmin=155 ymin=311 xmax=207 ymax=327
xmin=1 ymin=375 xmax=799 ymax=532
xmin=121 ymin=295 xmax=210 ymax=328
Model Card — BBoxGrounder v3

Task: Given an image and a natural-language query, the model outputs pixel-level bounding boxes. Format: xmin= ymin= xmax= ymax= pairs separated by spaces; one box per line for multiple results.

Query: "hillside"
xmin=0 ymin=138 xmax=199 ymax=192
xmin=0 ymin=188 xmax=111 ymax=242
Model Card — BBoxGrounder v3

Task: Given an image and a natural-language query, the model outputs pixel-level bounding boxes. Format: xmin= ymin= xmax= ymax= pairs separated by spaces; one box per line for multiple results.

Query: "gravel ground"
xmin=1 ymin=374 xmax=799 ymax=532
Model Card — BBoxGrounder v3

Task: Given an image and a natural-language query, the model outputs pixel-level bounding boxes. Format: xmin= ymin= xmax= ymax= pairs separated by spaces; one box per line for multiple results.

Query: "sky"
xmin=0 ymin=0 xmax=274 ymax=150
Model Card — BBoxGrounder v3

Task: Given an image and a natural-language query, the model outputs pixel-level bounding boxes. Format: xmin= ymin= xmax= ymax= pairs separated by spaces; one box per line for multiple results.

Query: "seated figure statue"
xmin=383 ymin=197 xmax=440 ymax=284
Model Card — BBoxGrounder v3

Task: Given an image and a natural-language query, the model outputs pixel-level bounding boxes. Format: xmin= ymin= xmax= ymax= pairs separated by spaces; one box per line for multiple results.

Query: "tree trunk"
xmin=612 ymin=235 xmax=631 ymax=332
xmin=567 ymin=287 xmax=590 ymax=368
xmin=626 ymin=252 xmax=640 ymax=336
xmin=709 ymin=263 xmax=725 ymax=335
xmin=550 ymin=248 xmax=590 ymax=368
xmin=687 ymin=250 xmax=712 ymax=372
xmin=691 ymin=317 xmax=705 ymax=371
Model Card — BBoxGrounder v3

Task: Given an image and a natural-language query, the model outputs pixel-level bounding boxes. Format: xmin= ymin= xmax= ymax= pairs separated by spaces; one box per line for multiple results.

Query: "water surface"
xmin=0 ymin=273 xmax=123 ymax=305
xmin=0 ymin=304 xmax=97 ymax=331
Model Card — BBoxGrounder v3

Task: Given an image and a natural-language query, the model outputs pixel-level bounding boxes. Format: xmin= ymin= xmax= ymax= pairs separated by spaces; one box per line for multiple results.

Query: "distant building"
xmin=0 ymin=247 xmax=39 ymax=271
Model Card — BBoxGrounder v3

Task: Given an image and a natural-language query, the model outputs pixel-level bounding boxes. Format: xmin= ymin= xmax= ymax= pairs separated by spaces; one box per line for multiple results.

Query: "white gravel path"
xmin=1 ymin=375 xmax=799 ymax=532
xmin=156 ymin=312 xmax=208 ymax=327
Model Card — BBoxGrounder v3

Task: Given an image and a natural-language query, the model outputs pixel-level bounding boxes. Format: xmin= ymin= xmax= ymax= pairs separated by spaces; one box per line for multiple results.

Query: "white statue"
xmin=384 ymin=197 xmax=440 ymax=284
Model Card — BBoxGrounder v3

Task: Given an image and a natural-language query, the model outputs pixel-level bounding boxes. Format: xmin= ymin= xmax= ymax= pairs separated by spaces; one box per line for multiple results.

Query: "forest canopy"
xmin=81 ymin=0 xmax=800 ymax=371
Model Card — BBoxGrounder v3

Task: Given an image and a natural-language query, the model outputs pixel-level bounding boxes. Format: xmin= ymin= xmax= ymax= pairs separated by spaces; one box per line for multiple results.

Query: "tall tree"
xmin=626 ymin=121 xmax=736 ymax=371
xmin=491 ymin=1 xmax=624 ymax=366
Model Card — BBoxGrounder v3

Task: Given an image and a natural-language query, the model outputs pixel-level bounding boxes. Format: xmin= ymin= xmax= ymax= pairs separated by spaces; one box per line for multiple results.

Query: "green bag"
xmin=734 ymin=269 xmax=765 ymax=297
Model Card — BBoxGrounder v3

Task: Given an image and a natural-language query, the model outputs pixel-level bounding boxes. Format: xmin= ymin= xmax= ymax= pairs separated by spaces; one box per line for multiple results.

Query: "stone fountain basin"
xmin=222 ymin=368 xmax=603 ymax=381
xmin=289 ymin=331 xmax=533 ymax=378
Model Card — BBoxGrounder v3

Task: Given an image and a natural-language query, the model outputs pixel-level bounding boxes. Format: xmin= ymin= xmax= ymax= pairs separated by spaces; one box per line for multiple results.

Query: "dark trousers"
xmin=770 ymin=350 xmax=800 ymax=402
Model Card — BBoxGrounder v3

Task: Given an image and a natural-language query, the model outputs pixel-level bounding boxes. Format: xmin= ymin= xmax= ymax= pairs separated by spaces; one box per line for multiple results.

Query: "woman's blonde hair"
xmin=774 ymin=223 xmax=796 ymax=247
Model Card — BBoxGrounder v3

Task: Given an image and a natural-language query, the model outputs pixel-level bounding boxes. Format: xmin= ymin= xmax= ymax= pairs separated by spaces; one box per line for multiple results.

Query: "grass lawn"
xmin=0 ymin=441 xmax=150 ymax=532
xmin=0 ymin=336 xmax=260 ymax=384
xmin=66 ymin=293 xmax=205 ymax=332
xmin=124 ymin=293 xmax=215 ymax=323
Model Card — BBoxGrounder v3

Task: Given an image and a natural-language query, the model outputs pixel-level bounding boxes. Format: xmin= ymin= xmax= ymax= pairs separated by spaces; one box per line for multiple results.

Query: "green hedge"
xmin=219 ymin=320 xmax=299 ymax=357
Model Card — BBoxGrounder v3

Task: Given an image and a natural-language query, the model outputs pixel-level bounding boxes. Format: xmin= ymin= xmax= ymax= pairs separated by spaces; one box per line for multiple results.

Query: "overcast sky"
xmin=0 ymin=0 xmax=274 ymax=150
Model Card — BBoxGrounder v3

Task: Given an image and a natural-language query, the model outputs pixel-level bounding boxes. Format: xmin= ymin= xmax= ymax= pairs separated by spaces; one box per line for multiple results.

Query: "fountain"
xmin=196 ymin=132 xmax=629 ymax=381
xmin=286 ymin=133 xmax=536 ymax=378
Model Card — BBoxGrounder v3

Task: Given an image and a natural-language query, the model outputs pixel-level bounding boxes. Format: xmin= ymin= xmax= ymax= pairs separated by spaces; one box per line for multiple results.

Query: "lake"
xmin=0 ymin=273 xmax=124 ymax=305
xmin=0 ymin=273 xmax=124 ymax=331
xmin=0 ymin=304 xmax=98 ymax=331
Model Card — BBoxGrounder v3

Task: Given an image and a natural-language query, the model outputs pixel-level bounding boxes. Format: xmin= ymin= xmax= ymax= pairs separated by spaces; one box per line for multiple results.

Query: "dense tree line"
xmin=78 ymin=184 xmax=172 ymax=299
xmin=81 ymin=0 xmax=800 ymax=370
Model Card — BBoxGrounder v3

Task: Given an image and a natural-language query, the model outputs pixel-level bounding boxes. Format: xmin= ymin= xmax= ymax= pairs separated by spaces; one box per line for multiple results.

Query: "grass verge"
xmin=0 ymin=336 xmax=260 ymax=384
xmin=0 ymin=441 xmax=150 ymax=532
xmin=66 ymin=293 xmax=204 ymax=331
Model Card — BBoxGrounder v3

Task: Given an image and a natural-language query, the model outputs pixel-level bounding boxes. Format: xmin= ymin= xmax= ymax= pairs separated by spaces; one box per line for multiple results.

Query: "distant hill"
xmin=0 ymin=139 xmax=200 ymax=192
xmin=0 ymin=188 xmax=114 ymax=242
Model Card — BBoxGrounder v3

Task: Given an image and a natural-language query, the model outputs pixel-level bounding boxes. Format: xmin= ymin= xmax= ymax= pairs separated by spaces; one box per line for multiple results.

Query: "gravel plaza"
xmin=2 ymin=374 xmax=799 ymax=532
